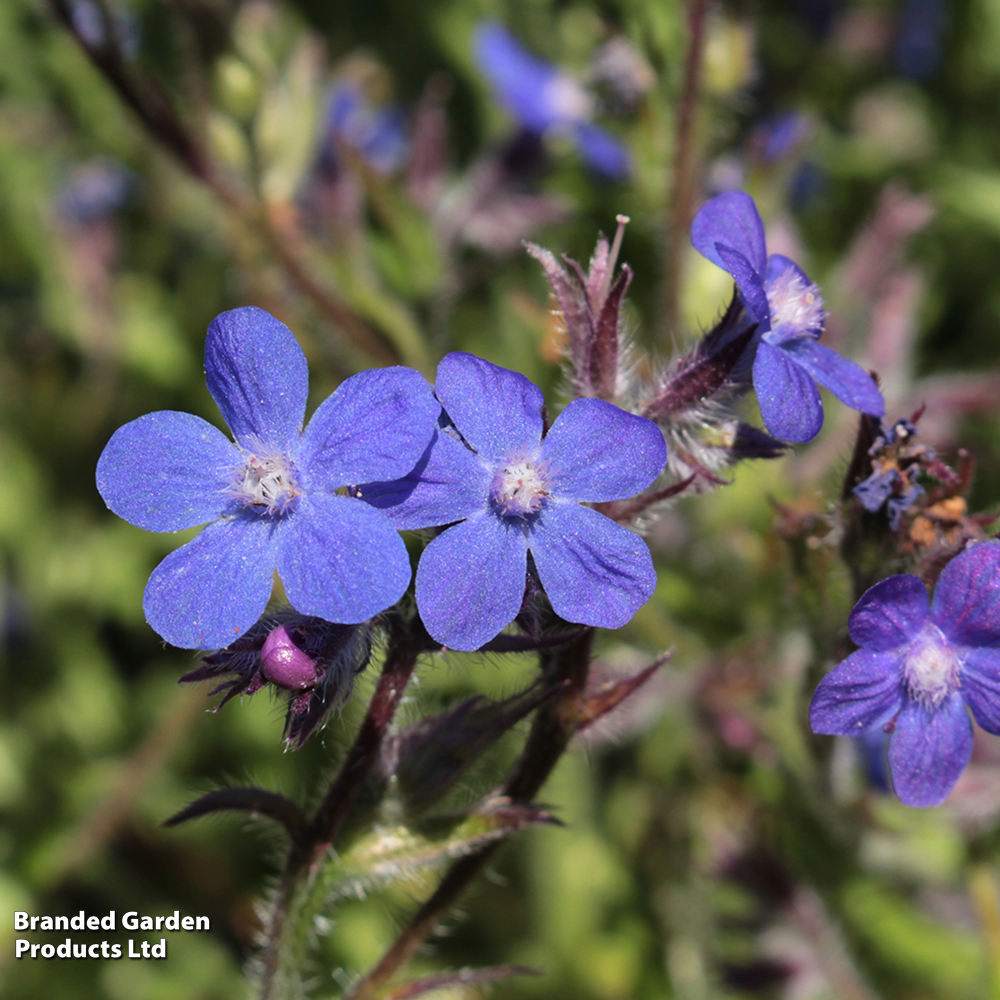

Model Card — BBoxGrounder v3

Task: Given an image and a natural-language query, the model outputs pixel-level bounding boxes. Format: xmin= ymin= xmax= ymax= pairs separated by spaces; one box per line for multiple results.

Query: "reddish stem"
xmin=343 ymin=629 xmax=594 ymax=1000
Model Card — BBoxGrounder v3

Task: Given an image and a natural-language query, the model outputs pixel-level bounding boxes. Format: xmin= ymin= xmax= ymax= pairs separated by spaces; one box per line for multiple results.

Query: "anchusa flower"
xmin=182 ymin=613 xmax=373 ymax=747
xmin=691 ymin=190 xmax=884 ymax=443
xmin=359 ymin=352 xmax=666 ymax=651
xmin=474 ymin=21 xmax=630 ymax=180
xmin=810 ymin=541 xmax=1000 ymax=807
xmin=96 ymin=306 xmax=439 ymax=649
xmin=321 ymin=81 xmax=409 ymax=175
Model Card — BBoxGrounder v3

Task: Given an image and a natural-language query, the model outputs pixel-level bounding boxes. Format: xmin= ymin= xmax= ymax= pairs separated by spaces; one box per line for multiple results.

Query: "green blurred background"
xmin=3 ymin=0 xmax=1000 ymax=997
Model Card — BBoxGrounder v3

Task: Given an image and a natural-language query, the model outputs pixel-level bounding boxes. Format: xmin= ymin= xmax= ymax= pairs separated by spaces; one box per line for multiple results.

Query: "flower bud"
xmin=261 ymin=625 xmax=320 ymax=690
xmin=180 ymin=612 xmax=373 ymax=746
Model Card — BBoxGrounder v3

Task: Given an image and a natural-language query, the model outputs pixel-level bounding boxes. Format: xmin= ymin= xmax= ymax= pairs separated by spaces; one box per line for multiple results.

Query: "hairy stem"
xmin=343 ymin=629 xmax=594 ymax=1000
xmin=256 ymin=624 xmax=421 ymax=1000
xmin=661 ymin=0 xmax=711 ymax=342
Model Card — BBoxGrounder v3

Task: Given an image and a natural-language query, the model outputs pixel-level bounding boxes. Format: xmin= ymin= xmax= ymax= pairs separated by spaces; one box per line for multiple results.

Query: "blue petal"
xmin=571 ymin=121 xmax=631 ymax=179
xmin=690 ymin=190 xmax=768 ymax=276
xmin=205 ymin=307 xmax=309 ymax=450
xmin=97 ymin=411 xmax=237 ymax=531
xmin=849 ymin=574 xmax=929 ymax=650
xmin=415 ymin=511 xmax=528 ymax=651
xmin=853 ymin=466 xmax=900 ymax=513
xmin=752 ymin=340 xmax=823 ymax=443
xmin=809 ymin=648 xmax=905 ymax=735
xmin=435 ymin=353 xmax=544 ymax=464
xmin=358 ymin=428 xmax=491 ymax=529
xmin=960 ymin=647 xmax=1000 ymax=735
xmin=764 ymin=253 xmax=811 ymax=287
xmin=276 ymin=493 xmax=410 ymax=623
xmin=779 ymin=339 xmax=885 ymax=417
xmin=474 ymin=22 xmax=562 ymax=132
xmin=529 ymin=501 xmax=656 ymax=628
xmin=716 ymin=244 xmax=771 ymax=329
xmin=856 ymin=728 xmax=892 ymax=793
xmin=299 ymin=366 xmax=439 ymax=489
xmin=888 ymin=695 xmax=973 ymax=807
xmin=931 ymin=541 xmax=1000 ymax=646
xmin=541 ymin=399 xmax=665 ymax=502
xmin=143 ymin=516 xmax=279 ymax=649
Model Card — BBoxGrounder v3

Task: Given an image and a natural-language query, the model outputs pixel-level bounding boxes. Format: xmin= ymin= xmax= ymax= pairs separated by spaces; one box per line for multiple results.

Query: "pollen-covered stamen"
xmin=232 ymin=449 xmax=300 ymax=516
xmin=903 ymin=623 xmax=961 ymax=707
xmin=491 ymin=456 xmax=550 ymax=518
xmin=766 ymin=267 xmax=825 ymax=338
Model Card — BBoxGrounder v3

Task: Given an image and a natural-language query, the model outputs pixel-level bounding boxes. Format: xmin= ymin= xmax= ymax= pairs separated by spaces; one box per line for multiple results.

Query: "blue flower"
xmin=474 ymin=22 xmax=630 ymax=180
xmin=691 ymin=190 xmax=884 ymax=443
xmin=96 ymin=307 xmax=439 ymax=649
xmin=359 ymin=352 xmax=666 ymax=650
xmin=810 ymin=541 xmax=1000 ymax=807
xmin=56 ymin=158 xmax=133 ymax=226
xmin=323 ymin=82 xmax=409 ymax=175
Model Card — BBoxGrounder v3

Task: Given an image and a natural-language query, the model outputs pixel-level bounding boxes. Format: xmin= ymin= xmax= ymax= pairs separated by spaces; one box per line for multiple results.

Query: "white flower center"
xmin=903 ymin=624 xmax=960 ymax=707
xmin=232 ymin=449 xmax=300 ymax=516
xmin=766 ymin=267 xmax=825 ymax=337
xmin=491 ymin=457 xmax=550 ymax=518
xmin=542 ymin=74 xmax=592 ymax=125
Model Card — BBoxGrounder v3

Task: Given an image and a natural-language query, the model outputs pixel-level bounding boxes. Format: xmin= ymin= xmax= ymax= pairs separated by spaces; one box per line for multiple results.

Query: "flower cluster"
xmin=97 ymin=308 xmax=665 ymax=655
xmin=810 ymin=542 xmax=1000 ymax=807
xmin=852 ymin=417 xmax=929 ymax=528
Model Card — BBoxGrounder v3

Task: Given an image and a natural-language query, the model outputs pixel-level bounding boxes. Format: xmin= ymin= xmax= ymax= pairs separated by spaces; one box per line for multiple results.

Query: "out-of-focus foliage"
xmin=1 ymin=0 xmax=1000 ymax=998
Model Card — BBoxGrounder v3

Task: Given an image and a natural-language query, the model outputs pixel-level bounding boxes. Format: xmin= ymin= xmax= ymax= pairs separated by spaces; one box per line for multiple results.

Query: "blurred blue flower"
xmin=750 ymin=112 xmax=812 ymax=164
xmin=358 ymin=352 xmax=665 ymax=650
xmin=810 ymin=542 xmax=1000 ymax=807
xmin=96 ymin=307 xmax=438 ymax=649
xmin=322 ymin=82 xmax=409 ymax=174
xmin=895 ymin=0 xmax=947 ymax=79
xmin=70 ymin=0 xmax=140 ymax=57
xmin=474 ymin=22 xmax=630 ymax=180
xmin=691 ymin=190 xmax=884 ymax=442
xmin=56 ymin=158 xmax=133 ymax=226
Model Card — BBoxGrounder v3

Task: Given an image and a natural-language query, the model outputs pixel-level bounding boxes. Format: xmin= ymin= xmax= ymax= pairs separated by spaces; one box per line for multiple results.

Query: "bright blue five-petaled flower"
xmin=96 ymin=307 xmax=439 ymax=650
xmin=360 ymin=352 xmax=666 ymax=651
xmin=810 ymin=541 xmax=1000 ymax=807
xmin=691 ymin=190 xmax=885 ymax=443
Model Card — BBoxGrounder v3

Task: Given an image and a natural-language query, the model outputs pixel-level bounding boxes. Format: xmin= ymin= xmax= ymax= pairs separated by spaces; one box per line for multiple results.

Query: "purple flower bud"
xmin=526 ymin=215 xmax=632 ymax=402
xmin=181 ymin=613 xmax=374 ymax=746
xmin=260 ymin=625 xmax=320 ymax=690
